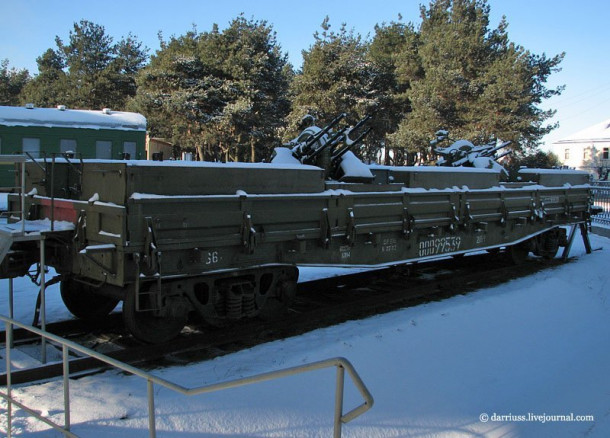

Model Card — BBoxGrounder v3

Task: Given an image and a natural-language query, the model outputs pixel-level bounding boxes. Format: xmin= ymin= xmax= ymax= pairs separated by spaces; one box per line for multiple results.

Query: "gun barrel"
xmin=351 ymin=114 xmax=372 ymax=133
xmin=494 ymin=150 xmax=512 ymax=160
xmin=306 ymin=125 xmax=349 ymax=162
xmin=481 ymin=141 xmax=512 ymax=157
xmin=303 ymin=113 xmax=346 ymax=149
xmin=331 ymin=126 xmax=372 ymax=162
xmin=304 ymin=113 xmax=373 ymax=164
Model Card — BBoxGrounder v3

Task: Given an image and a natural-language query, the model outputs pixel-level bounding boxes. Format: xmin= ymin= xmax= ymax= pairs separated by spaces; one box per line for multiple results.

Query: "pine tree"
xmin=131 ymin=29 xmax=231 ymax=160
xmin=201 ymin=16 xmax=292 ymax=162
xmin=132 ymin=16 xmax=291 ymax=162
xmin=368 ymin=20 xmax=422 ymax=164
xmin=389 ymin=0 xmax=563 ymax=164
xmin=289 ymin=17 xmax=380 ymax=158
xmin=0 ymin=59 xmax=30 ymax=106
xmin=505 ymin=150 xmax=561 ymax=180
xmin=21 ymin=49 xmax=68 ymax=107
xmin=23 ymin=20 xmax=148 ymax=110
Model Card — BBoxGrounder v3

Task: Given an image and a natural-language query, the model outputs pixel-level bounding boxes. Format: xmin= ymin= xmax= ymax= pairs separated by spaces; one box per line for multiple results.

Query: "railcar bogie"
xmin=118 ymin=264 xmax=298 ymax=343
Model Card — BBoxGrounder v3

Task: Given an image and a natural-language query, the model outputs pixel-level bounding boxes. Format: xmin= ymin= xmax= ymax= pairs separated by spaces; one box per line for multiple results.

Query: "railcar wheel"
xmin=60 ymin=279 xmax=119 ymax=321
xmin=536 ymin=230 xmax=561 ymax=260
xmin=258 ymin=279 xmax=297 ymax=320
xmin=507 ymin=241 xmax=531 ymax=265
xmin=122 ymin=284 xmax=188 ymax=344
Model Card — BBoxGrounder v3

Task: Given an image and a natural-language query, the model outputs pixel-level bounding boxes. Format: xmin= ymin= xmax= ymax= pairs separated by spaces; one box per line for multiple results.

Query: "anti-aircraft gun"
xmin=432 ymin=129 xmax=512 ymax=177
xmin=274 ymin=113 xmax=374 ymax=182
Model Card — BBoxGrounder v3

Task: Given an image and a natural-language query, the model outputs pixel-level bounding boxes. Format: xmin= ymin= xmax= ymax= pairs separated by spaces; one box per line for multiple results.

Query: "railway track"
xmin=1 ymin=252 xmax=569 ymax=386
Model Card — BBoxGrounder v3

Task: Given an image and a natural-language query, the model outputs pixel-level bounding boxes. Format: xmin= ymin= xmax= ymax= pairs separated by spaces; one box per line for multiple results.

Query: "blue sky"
xmin=1 ymin=0 xmax=608 ymax=149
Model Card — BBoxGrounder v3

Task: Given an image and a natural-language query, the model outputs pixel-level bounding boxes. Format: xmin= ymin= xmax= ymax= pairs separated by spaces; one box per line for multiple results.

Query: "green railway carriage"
xmin=0 ymin=105 xmax=146 ymax=189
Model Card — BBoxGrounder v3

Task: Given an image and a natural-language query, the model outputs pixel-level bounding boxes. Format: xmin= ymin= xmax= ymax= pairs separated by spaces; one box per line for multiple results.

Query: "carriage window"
xmin=123 ymin=141 xmax=136 ymax=159
xmin=96 ymin=140 xmax=112 ymax=159
xmin=22 ymin=137 xmax=41 ymax=158
xmin=60 ymin=139 xmax=77 ymax=154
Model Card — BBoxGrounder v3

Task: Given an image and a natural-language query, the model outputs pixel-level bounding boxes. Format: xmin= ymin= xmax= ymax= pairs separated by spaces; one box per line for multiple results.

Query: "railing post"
xmin=8 ymin=278 xmax=14 ymax=348
xmin=63 ymin=345 xmax=71 ymax=432
xmin=20 ymin=159 xmax=25 ymax=235
xmin=333 ymin=364 xmax=345 ymax=438
xmin=147 ymin=379 xmax=156 ymax=438
xmin=6 ymin=321 xmax=13 ymax=438
xmin=40 ymin=235 xmax=46 ymax=364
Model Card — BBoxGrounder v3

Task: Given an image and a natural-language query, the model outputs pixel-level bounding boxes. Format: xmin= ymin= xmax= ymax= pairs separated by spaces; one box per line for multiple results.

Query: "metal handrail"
xmin=0 ymin=315 xmax=374 ymax=438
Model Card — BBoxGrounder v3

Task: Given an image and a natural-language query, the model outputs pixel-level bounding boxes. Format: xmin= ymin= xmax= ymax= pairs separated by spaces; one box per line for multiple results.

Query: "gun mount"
xmin=432 ymin=130 xmax=511 ymax=176
xmin=274 ymin=113 xmax=373 ymax=182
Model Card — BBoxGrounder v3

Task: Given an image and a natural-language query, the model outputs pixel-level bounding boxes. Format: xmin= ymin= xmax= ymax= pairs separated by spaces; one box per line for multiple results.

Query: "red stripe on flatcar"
xmin=38 ymin=198 xmax=79 ymax=224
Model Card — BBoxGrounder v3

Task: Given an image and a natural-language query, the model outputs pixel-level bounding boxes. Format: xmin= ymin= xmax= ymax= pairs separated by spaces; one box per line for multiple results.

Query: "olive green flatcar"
xmin=0 ymin=156 xmax=593 ymax=343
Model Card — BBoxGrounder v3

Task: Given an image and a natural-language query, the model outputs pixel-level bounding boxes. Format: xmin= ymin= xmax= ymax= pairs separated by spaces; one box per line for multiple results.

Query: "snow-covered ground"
xmin=0 ymin=195 xmax=609 ymax=436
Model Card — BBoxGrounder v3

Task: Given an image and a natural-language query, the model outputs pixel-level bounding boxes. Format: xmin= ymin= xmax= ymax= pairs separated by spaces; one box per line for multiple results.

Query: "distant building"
xmin=551 ymin=118 xmax=610 ymax=180
xmin=0 ymin=104 xmax=147 ymax=188
xmin=146 ymin=137 xmax=174 ymax=160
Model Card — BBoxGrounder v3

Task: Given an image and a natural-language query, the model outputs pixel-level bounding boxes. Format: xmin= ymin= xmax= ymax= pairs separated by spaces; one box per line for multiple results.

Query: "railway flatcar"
xmin=0 ymin=116 xmax=596 ymax=343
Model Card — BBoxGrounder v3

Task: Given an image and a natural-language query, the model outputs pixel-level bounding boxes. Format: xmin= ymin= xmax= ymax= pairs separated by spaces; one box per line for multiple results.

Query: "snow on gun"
xmin=432 ymin=129 xmax=512 ymax=175
xmin=272 ymin=112 xmax=374 ymax=181
xmin=0 ymin=116 xmax=596 ymax=344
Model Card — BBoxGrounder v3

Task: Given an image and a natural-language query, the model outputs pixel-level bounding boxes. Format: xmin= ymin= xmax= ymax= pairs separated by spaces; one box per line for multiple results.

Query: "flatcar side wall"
xmin=6 ymin=182 xmax=590 ymax=288
xmin=110 ymin=185 xmax=591 ymax=287
xmin=124 ymin=194 xmax=329 ymax=283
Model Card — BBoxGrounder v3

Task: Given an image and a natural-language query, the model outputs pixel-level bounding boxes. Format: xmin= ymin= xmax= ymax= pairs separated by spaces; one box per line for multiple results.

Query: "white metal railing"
xmin=0 ymin=316 xmax=374 ymax=438
xmin=591 ymin=181 xmax=610 ymax=226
